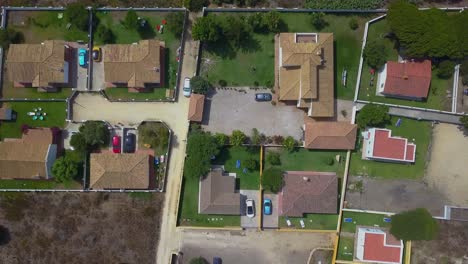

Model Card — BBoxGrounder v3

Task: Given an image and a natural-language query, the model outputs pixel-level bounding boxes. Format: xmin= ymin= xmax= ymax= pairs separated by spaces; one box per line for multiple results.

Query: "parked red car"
xmin=112 ymin=136 xmax=121 ymax=153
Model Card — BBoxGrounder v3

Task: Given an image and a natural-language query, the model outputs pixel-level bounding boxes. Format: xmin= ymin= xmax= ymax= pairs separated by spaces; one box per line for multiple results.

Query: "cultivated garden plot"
xmin=2 ymin=10 xmax=89 ymax=99
xmin=93 ymin=10 xmax=184 ymax=100
xmin=200 ymin=12 xmax=372 ymax=100
xmin=357 ymin=18 xmax=453 ymax=111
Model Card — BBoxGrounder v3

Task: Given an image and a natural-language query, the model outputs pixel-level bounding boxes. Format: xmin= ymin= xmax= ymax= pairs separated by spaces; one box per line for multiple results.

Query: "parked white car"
xmin=183 ymin=77 xmax=191 ymax=97
xmin=246 ymin=199 xmax=255 ymax=218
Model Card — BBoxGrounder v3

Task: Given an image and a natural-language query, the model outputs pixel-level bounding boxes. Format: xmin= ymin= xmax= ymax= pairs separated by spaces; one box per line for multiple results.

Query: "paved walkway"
xmin=356 ymin=102 xmax=463 ymax=124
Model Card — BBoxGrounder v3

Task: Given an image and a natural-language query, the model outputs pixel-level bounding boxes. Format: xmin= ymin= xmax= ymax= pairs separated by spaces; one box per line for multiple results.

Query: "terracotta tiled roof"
xmin=304 ymin=120 xmax=357 ymax=150
xmin=188 ymin=94 xmax=205 ymax=122
xmin=279 ymin=171 xmax=337 ymax=217
xmin=357 ymin=228 xmax=403 ymax=264
xmin=383 ymin=60 xmax=432 ymax=99
xmin=90 ymin=152 xmax=151 ymax=189
xmin=6 ymin=40 xmax=66 ymax=87
xmin=199 ymin=168 xmax=240 ymax=215
xmin=371 ymin=129 xmax=415 ymax=162
xmin=104 ymin=40 xmax=163 ymax=88
xmin=278 ymin=33 xmax=334 ymax=117
xmin=0 ymin=128 xmax=56 ymax=179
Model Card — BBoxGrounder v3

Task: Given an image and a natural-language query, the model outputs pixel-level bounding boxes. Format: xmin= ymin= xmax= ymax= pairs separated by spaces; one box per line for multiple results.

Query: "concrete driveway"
xmin=68 ymin=42 xmax=88 ymax=91
xmin=202 ymin=89 xmax=305 ymax=139
xmin=240 ymin=190 xmax=260 ymax=229
xmin=92 ymin=58 xmax=105 ymax=90
xmin=262 ymin=193 xmax=279 ymax=229
xmin=179 ymin=229 xmax=334 ymax=264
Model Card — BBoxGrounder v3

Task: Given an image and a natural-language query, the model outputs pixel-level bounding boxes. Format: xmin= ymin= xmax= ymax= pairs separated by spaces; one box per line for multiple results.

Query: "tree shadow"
xmin=138 ymin=20 xmax=156 ymax=40
xmin=239 ymin=34 xmax=261 ymax=54
xmin=206 ymin=41 xmax=236 ymax=60
xmin=0 ymin=225 xmax=11 ymax=246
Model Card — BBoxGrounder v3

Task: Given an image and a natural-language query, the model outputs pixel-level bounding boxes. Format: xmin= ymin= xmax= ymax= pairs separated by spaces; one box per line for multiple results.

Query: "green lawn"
xmin=212 ymin=146 xmax=260 ymax=190
xmin=8 ymin=11 xmax=88 ymax=43
xmin=201 ymin=13 xmax=371 ymax=100
xmin=357 ymin=19 xmax=451 ymax=110
xmin=94 ymin=11 xmax=182 ymax=94
xmin=279 ymin=214 xmax=338 ymax=230
xmin=266 ymin=148 xmax=346 ymax=177
xmin=349 ymin=116 xmax=431 ymax=179
xmin=340 ymin=211 xmax=392 ymax=233
xmin=178 ymin=173 xmax=240 ymax=227
xmin=104 ymin=87 xmax=168 ymax=101
xmin=336 ymin=236 xmax=355 ymax=261
xmin=0 ymin=102 xmax=67 ymax=140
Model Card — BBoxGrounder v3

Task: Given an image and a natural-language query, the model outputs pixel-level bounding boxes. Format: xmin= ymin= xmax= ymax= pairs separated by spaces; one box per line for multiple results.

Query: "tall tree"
xmin=184 ymin=132 xmax=220 ymax=179
xmin=123 ymin=10 xmax=139 ymax=30
xmin=79 ymin=121 xmax=110 ymax=148
xmin=356 ymin=104 xmax=390 ymax=129
xmin=263 ymin=11 xmax=281 ymax=33
xmin=363 ymin=41 xmax=387 ymax=69
xmin=64 ymin=3 xmax=89 ymax=31
xmin=192 ymin=15 xmax=222 ymax=42
xmin=190 ymin=76 xmax=211 ymax=95
xmin=52 ymin=156 xmax=80 ymax=183
xmin=166 ymin=12 xmax=185 ymax=38
xmin=390 ymin=208 xmax=439 ymax=241
xmin=310 ymin=12 xmax=327 ymax=30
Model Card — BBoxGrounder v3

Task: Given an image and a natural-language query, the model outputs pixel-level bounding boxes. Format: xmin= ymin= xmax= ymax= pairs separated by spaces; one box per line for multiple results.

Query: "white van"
xmin=183 ymin=77 xmax=191 ymax=97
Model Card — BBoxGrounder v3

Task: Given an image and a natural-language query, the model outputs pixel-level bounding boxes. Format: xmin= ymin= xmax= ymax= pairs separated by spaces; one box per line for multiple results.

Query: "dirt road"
xmin=426 ymin=124 xmax=468 ymax=206
xmin=180 ymin=229 xmax=334 ymax=264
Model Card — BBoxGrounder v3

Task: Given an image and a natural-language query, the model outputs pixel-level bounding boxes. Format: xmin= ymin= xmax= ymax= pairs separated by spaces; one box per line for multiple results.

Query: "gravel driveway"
xmin=202 ymin=89 xmax=306 ymax=139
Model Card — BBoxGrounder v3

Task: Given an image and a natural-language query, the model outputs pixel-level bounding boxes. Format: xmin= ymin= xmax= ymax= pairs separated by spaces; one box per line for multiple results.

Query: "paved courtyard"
xmin=202 ymin=89 xmax=306 ymax=139
xmin=179 ymin=229 xmax=334 ymax=264
xmin=240 ymin=190 xmax=260 ymax=229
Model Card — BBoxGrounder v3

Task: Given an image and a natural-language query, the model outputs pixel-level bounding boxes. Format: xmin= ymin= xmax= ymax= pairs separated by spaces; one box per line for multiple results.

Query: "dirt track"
xmin=426 ymin=124 xmax=468 ymax=206
xmin=0 ymin=193 xmax=163 ymax=264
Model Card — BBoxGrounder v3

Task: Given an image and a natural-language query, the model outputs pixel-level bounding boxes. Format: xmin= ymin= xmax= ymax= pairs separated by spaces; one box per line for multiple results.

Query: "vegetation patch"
xmin=340 ymin=211 xmax=392 ymax=233
xmin=279 ymin=214 xmax=338 ymax=230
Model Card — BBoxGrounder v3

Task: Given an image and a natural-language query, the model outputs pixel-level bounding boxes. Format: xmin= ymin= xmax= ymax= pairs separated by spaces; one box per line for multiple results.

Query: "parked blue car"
xmin=78 ymin=48 xmax=87 ymax=67
xmin=263 ymin=199 xmax=272 ymax=215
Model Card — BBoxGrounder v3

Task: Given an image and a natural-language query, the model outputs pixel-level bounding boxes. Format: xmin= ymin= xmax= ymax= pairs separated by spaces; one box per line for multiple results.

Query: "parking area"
xmin=202 ymin=89 xmax=305 ymax=139
xmin=68 ymin=42 xmax=88 ymax=91
xmin=262 ymin=193 xmax=279 ymax=229
xmin=180 ymin=229 xmax=334 ymax=264
xmin=240 ymin=190 xmax=260 ymax=229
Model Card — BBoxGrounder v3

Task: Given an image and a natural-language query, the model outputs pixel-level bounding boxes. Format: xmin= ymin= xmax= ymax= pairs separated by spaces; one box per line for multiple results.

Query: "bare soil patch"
xmin=0 ymin=192 xmax=163 ymax=264
xmin=426 ymin=124 xmax=468 ymax=206
xmin=411 ymin=220 xmax=468 ymax=264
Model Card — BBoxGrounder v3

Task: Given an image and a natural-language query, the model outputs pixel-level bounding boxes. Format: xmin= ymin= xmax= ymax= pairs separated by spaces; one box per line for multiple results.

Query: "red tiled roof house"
xmin=379 ymin=60 xmax=432 ymax=101
xmin=187 ymin=94 xmax=205 ymax=123
xmin=278 ymin=171 xmax=337 ymax=217
xmin=362 ymin=128 xmax=416 ymax=163
xmin=355 ymin=227 xmax=404 ymax=264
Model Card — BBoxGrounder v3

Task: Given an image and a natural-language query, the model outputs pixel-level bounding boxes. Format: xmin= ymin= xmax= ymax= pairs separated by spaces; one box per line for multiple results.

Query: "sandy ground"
xmin=179 ymin=229 xmax=334 ymax=264
xmin=346 ymin=176 xmax=448 ymax=216
xmin=411 ymin=220 xmax=468 ymax=264
xmin=426 ymin=123 xmax=468 ymax=206
xmin=0 ymin=193 xmax=163 ymax=264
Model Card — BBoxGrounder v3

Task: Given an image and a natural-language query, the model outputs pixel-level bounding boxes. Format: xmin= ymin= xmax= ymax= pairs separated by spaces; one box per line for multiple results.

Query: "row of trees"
xmin=356 ymin=104 xmax=391 ymax=129
xmin=192 ymin=11 xmax=283 ymax=44
xmin=387 ymin=0 xmax=468 ymax=59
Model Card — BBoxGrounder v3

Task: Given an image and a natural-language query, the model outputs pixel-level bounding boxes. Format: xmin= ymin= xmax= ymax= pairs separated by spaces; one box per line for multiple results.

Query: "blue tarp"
xmin=236 ymin=160 xmax=241 ymax=169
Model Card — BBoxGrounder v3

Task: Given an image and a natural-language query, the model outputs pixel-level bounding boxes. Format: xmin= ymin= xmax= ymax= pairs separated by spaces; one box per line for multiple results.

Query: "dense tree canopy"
xmin=123 ymin=10 xmax=139 ymax=30
xmin=184 ymin=132 xmax=220 ymax=179
xmin=190 ymin=76 xmax=211 ymax=94
xmin=166 ymin=12 xmax=185 ymax=38
xmin=388 ymin=0 xmax=468 ymax=59
xmin=96 ymin=24 xmax=115 ymax=44
xmin=184 ymin=0 xmax=209 ymax=11
xmin=52 ymin=156 xmax=80 ymax=183
xmin=192 ymin=15 xmax=222 ymax=42
xmin=230 ymin=130 xmax=246 ymax=146
xmin=262 ymin=167 xmax=284 ymax=193
xmin=0 ymin=28 xmax=23 ymax=49
xmin=283 ymin=136 xmax=296 ymax=152
xmin=436 ymin=60 xmax=455 ymax=79
xmin=363 ymin=41 xmax=387 ymax=69
xmin=70 ymin=133 xmax=88 ymax=155
xmin=390 ymin=208 xmax=439 ymax=241
xmin=79 ymin=121 xmax=110 ymax=148
xmin=266 ymin=152 xmax=281 ymax=165
xmin=64 ymin=3 xmax=89 ymax=31
xmin=356 ymin=104 xmax=390 ymax=129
